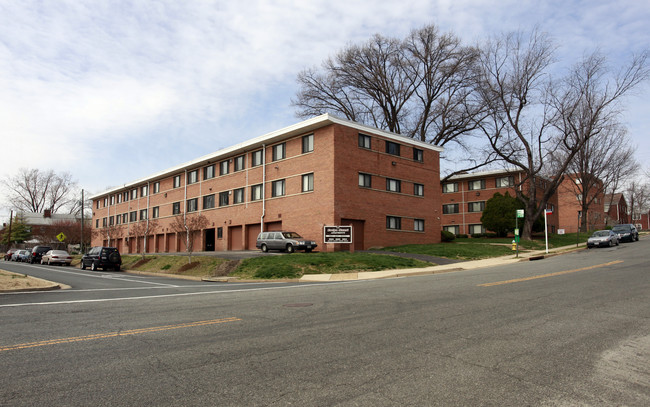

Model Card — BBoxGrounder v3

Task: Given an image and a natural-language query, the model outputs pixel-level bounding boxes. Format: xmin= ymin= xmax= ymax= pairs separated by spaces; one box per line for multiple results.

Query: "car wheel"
xmin=261 ymin=244 xmax=268 ymax=253
xmin=91 ymin=262 xmax=97 ymax=271
xmin=80 ymin=261 xmax=86 ymax=270
xmin=286 ymin=244 xmax=295 ymax=253
xmin=608 ymin=240 xmax=613 ymax=247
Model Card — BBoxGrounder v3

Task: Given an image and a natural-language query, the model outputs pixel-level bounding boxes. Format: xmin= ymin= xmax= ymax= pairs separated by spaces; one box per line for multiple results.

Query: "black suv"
xmin=80 ymin=247 xmax=122 ymax=271
xmin=611 ymin=224 xmax=639 ymax=243
xmin=28 ymin=245 xmax=52 ymax=264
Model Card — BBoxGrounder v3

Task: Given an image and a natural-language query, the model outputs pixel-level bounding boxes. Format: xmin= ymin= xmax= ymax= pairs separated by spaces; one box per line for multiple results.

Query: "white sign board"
xmin=323 ymin=226 xmax=352 ymax=244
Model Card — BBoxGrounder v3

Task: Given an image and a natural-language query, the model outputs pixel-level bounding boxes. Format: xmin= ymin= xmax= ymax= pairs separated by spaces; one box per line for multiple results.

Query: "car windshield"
xmin=282 ymin=232 xmax=302 ymax=239
xmin=612 ymin=226 xmax=629 ymax=232
xmin=592 ymin=231 xmax=610 ymax=237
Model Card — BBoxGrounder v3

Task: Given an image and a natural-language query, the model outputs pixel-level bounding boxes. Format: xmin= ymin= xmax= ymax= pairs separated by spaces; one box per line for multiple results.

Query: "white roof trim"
xmin=90 ymin=114 xmax=443 ymax=199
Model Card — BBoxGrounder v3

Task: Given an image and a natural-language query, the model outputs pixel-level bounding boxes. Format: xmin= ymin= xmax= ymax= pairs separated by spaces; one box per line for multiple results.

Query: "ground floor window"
xmin=386 ymin=216 xmax=401 ymax=230
xmin=468 ymin=224 xmax=485 ymax=235
xmin=443 ymin=225 xmax=460 ymax=235
xmin=414 ymin=219 xmax=424 ymax=232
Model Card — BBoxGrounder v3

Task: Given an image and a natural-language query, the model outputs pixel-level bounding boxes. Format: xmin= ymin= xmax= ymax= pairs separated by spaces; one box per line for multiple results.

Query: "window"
xmin=386 ymin=178 xmax=401 ymax=193
xmin=302 ymin=173 xmax=314 ymax=192
xmin=251 ymin=150 xmax=263 ymax=166
xmin=272 ymin=143 xmax=285 ymax=161
xmin=468 ymin=179 xmax=486 ymax=190
xmin=272 ymin=180 xmax=285 ymax=197
xmin=142 ymin=185 xmax=148 ymax=197
xmin=96 ymin=200 xmax=100 ymax=209
xmin=414 ymin=183 xmax=424 ymax=196
xmin=386 ymin=216 xmax=401 ymax=230
xmin=117 ymin=194 xmax=121 ymax=204
xmin=386 ymin=141 xmax=400 ymax=156
xmin=220 ymin=160 xmax=229 ymax=176
xmin=204 ymin=164 xmax=215 ymax=180
xmin=187 ymin=170 xmax=198 ymax=184
xmin=219 ymin=191 xmax=229 ymax=207
xmin=110 ymin=195 xmax=115 ymax=205
xmin=129 ymin=211 xmax=137 ymax=222
xmin=173 ymin=175 xmax=181 ymax=188
xmin=153 ymin=182 xmax=160 ymax=194
xmin=359 ymin=173 xmax=372 ymax=188
xmin=443 ymin=203 xmax=459 ymax=214
xmin=152 ymin=206 xmax=159 ymax=219
xmin=116 ymin=215 xmax=121 ymax=225
xmin=140 ymin=209 xmax=148 ymax=220
xmin=251 ymin=184 xmax=263 ymax=201
xmin=122 ymin=214 xmax=128 ymax=224
xmin=358 ymin=134 xmax=371 ymax=149
xmin=109 ymin=216 xmax=114 ymax=226
xmin=217 ymin=227 xmax=223 ymax=239
xmin=96 ymin=219 xmax=99 ymax=228
xmin=468 ymin=201 xmax=485 ymax=213
xmin=444 ymin=225 xmax=460 ymax=235
xmin=302 ymin=134 xmax=314 ymax=153
xmin=443 ymin=182 xmax=458 ymax=193
xmin=496 ymin=176 xmax=514 ymax=188
xmin=234 ymin=155 xmax=245 ymax=171
xmin=414 ymin=219 xmax=425 ymax=232
xmin=203 ymin=194 xmax=215 ymax=209
xmin=131 ymin=189 xmax=137 ymax=200
xmin=103 ymin=197 xmax=108 ymax=207
xmin=469 ymin=224 xmax=485 ymax=235
xmin=123 ymin=191 xmax=129 ymax=202
xmin=233 ymin=188 xmax=245 ymax=204
xmin=172 ymin=202 xmax=181 ymax=215
xmin=187 ymin=198 xmax=198 ymax=212
xmin=102 ymin=217 xmax=107 ymax=227
xmin=413 ymin=148 xmax=423 ymax=162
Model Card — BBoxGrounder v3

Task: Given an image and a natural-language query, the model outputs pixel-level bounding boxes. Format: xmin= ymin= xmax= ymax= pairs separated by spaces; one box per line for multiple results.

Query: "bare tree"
xmin=293 ymin=24 xmax=487 ymax=157
xmin=626 ymin=178 xmax=650 ymax=224
xmin=130 ymin=217 xmax=159 ymax=260
xmin=170 ymin=213 xmax=209 ymax=263
xmin=476 ymin=29 xmax=648 ymax=240
xmin=2 ymin=168 xmax=78 ymax=213
xmin=556 ymin=125 xmax=637 ymax=231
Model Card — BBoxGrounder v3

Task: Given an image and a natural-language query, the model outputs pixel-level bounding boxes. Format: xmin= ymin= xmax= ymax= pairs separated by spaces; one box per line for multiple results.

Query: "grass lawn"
xmin=121 ymin=255 xmax=227 ymax=277
xmin=231 ymin=252 xmax=432 ymax=279
xmin=380 ymin=232 xmax=589 ymax=260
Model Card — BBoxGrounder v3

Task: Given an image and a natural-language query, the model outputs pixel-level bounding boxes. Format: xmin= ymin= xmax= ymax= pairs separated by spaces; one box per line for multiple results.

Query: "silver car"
xmin=587 ymin=230 xmax=619 ymax=248
xmin=256 ymin=231 xmax=317 ymax=253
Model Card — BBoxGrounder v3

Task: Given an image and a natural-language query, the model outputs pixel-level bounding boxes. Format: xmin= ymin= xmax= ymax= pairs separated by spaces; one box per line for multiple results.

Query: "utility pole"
xmin=7 ymin=210 xmax=13 ymax=247
xmin=80 ymin=190 xmax=84 ymax=253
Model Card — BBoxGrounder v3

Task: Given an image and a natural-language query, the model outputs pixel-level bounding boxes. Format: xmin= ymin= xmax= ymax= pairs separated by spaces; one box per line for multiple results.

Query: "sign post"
xmin=544 ymin=209 xmax=553 ymax=253
xmin=515 ymin=209 xmax=524 ymax=257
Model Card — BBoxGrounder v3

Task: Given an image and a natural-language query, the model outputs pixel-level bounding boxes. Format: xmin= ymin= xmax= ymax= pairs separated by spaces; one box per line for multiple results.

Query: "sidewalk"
xmin=299 ymin=243 xmax=586 ymax=282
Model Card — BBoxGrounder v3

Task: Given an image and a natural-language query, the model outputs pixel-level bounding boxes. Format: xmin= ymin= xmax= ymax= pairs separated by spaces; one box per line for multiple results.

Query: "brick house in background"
xmin=604 ymin=193 xmax=629 ymax=226
xmin=440 ymin=169 xmax=559 ymax=236
xmin=90 ymin=114 xmax=442 ymax=253
xmin=554 ymin=175 xmax=606 ymax=233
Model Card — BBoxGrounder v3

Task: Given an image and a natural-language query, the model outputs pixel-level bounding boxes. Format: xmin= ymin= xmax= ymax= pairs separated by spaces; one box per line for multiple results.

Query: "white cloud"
xmin=1 ymin=0 xmax=649 ymax=218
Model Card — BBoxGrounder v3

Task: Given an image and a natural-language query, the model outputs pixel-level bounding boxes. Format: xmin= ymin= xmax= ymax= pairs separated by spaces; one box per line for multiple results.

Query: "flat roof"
xmin=90 ymin=114 xmax=443 ymax=199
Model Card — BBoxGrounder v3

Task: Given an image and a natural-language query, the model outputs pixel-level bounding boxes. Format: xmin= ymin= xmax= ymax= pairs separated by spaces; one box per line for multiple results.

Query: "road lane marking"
xmin=0 ymin=317 xmax=241 ymax=352
xmin=478 ymin=260 xmax=624 ymax=287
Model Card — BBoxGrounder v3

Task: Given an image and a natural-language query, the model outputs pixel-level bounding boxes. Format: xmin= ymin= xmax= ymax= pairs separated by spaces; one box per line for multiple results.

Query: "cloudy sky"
xmin=1 ymin=0 xmax=649 ymax=220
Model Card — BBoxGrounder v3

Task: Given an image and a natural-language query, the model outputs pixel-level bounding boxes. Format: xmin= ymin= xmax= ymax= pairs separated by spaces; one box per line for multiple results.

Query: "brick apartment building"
xmin=556 ymin=175 xmax=606 ymax=233
xmin=440 ymin=169 xmax=559 ymax=235
xmin=604 ymin=193 xmax=629 ymax=226
xmin=90 ymin=114 xmax=442 ymax=253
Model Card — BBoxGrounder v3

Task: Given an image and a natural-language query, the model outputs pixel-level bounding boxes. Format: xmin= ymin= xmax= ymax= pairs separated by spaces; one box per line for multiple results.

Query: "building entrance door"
xmin=204 ymin=228 xmax=215 ymax=251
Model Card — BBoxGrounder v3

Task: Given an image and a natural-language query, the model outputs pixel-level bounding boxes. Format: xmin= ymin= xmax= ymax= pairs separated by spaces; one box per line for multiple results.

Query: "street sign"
xmin=516 ymin=209 xmax=524 ymax=218
xmin=323 ymin=226 xmax=352 ymax=244
xmin=514 ymin=228 xmax=519 ymax=236
xmin=56 ymin=232 xmax=67 ymax=242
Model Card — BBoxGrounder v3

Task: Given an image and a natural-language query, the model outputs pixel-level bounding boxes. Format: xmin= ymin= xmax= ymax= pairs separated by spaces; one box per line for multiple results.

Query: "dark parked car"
xmin=28 ymin=245 xmax=52 ymax=264
xmin=587 ymin=230 xmax=619 ymax=248
xmin=80 ymin=247 xmax=122 ymax=271
xmin=256 ymin=231 xmax=317 ymax=253
xmin=611 ymin=224 xmax=639 ymax=243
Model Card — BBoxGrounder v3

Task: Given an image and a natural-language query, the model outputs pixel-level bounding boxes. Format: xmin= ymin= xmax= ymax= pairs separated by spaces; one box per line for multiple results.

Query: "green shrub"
xmin=456 ymin=234 xmax=469 ymax=239
xmin=161 ymin=264 xmax=171 ymax=270
xmin=441 ymin=230 xmax=456 ymax=242
xmin=254 ymin=264 xmax=300 ymax=279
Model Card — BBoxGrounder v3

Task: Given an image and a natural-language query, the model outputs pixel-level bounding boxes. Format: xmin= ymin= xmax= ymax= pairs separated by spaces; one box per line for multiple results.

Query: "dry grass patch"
xmin=121 ymin=255 xmax=228 ymax=277
xmin=0 ymin=269 xmax=58 ymax=291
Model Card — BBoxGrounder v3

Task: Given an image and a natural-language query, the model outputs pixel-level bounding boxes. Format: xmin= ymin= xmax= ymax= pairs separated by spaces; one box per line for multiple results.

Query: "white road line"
xmin=0 ymin=281 xmax=356 ymax=308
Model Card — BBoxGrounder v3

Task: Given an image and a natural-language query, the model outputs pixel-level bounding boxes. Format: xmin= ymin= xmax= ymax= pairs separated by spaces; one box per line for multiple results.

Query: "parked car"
xmin=41 ymin=250 xmax=73 ymax=266
xmin=4 ymin=249 xmax=18 ymax=261
xmin=80 ymin=247 xmax=122 ymax=271
xmin=12 ymin=249 xmax=30 ymax=262
xmin=611 ymin=224 xmax=639 ymax=243
xmin=256 ymin=231 xmax=317 ymax=253
xmin=28 ymin=245 xmax=53 ymax=264
xmin=587 ymin=230 xmax=619 ymax=248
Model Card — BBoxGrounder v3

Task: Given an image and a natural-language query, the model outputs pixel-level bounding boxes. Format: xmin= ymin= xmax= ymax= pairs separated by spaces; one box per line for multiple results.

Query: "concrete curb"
xmin=0 ymin=269 xmax=70 ymax=292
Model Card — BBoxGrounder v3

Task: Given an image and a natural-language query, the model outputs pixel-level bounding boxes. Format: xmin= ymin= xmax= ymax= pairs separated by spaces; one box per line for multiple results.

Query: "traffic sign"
xmin=56 ymin=232 xmax=67 ymax=242
xmin=516 ymin=209 xmax=524 ymax=218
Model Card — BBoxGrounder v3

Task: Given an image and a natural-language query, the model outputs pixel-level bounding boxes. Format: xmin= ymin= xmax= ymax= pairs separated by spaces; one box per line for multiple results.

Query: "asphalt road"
xmin=1 ymin=240 xmax=648 ymax=406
